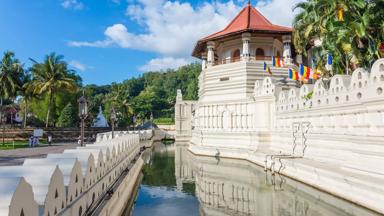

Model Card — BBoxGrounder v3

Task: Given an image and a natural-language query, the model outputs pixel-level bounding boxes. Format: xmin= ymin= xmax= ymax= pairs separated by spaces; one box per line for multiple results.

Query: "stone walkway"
xmin=0 ymin=143 xmax=77 ymax=166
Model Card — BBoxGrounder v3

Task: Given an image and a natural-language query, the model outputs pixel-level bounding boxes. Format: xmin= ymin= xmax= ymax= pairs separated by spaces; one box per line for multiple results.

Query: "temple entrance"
xmin=256 ymin=48 xmax=265 ymax=60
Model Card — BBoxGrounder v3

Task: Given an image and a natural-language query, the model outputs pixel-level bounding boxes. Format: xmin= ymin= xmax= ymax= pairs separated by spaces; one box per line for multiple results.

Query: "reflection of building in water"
xmin=174 ymin=143 xmax=378 ymax=216
xmin=175 ymin=142 xmax=195 ymax=191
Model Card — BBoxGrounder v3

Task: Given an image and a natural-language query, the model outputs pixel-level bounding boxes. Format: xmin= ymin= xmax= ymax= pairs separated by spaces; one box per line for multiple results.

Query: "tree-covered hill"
xmin=83 ymin=62 xmax=201 ymax=127
xmin=1 ymin=49 xmax=200 ymax=128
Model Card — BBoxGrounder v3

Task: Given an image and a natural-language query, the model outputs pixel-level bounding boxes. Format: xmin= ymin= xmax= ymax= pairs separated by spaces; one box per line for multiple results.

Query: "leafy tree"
xmin=293 ymin=0 xmax=384 ymax=75
xmin=57 ymin=103 xmax=75 ymax=127
xmin=0 ymin=51 xmax=24 ymax=100
xmin=29 ymin=53 xmax=78 ymax=127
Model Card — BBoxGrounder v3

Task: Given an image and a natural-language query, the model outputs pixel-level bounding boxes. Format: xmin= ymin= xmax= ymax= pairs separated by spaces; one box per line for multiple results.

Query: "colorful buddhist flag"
xmin=313 ymin=70 xmax=321 ymax=80
xmin=326 ymin=53 xmax=333 ymax=71
xmin=264 ymin=62 xmax=272 ymax=75
xmin=299 ymin=64 xmax=311 ymax=80
xmin=337 ymin=8 xmax=344 ymax=21
xmin=289 ymin=68 xmax=299 ymax=80
xmin=272 ymin=56 xmax=283 ymax=67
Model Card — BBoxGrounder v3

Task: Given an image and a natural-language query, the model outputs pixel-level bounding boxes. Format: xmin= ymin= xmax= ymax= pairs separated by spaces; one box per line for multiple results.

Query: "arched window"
xmin=20 ymin=209 xmax=24 ymax=216
xmin=232 ymin=49 xmax=240 ymax=62
xmin=256 ymin=48 xmax=265 ymax=60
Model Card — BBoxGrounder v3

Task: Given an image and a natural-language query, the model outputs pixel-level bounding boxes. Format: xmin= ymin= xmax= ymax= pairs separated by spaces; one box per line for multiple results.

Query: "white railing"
xmin=96 ymin=129 xmax=153 ymax=142
xmin=0 ymin=131 xmax=148 ymax=216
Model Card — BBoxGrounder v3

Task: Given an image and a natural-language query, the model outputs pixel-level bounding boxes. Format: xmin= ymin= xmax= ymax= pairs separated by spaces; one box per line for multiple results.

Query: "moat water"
xmin=130 ymin=142 xmax=380 ymax=216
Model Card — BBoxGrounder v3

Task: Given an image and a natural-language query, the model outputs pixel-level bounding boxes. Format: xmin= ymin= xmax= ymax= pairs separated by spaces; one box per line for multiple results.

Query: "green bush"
xmin=57 ymin=103 xmax=76 ymax=127
xmin=153 ymin=118 xmax=174 ymax=125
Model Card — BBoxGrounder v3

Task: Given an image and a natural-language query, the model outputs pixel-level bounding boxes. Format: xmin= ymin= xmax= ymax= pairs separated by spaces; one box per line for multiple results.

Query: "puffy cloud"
xmin=256 ymin=0 xmax=302 ymax=26
xmin=139 ymin=57 xmax=190 ymax=72
xmin=61 ymin=0 xmax=84 ymax=10
xmin=69 ymin=60 xmax=89 ymax=71
xmin=68 ymin=1 xmax=241 ymax=57
xmin=68 ymin=0 xmax=298 ymax=71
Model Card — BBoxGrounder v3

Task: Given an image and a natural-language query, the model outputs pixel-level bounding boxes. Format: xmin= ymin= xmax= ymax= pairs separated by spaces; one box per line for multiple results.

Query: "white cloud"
xmin=61 ymin=0 xmax=84 ymax=10
xmin=68 ymin=0 xmax=241 ymax=57
xmin=68 ymin=0 xmax=298 ymax=71
xmin=141 ymin=186 xmax=188 ymax=199
xmin=69 ymin=60 xmax=89 ymax=71
xmin=68 ymin=40 xmax=113 ymax=48
xmin=256 ymin=0 xmax=302 ymax=26
xmin=139 ymin=57 xmax=190 ymax=72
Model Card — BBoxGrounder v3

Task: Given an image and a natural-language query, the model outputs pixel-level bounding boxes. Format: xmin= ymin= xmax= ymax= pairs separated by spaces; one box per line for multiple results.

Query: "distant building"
xmin=92 ymin=106 xmax=109 ymax=127
xmin=3 ymin=106 xmax=23 ymax=125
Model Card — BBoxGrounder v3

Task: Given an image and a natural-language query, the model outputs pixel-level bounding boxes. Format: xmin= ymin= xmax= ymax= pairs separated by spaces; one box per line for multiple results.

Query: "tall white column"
xmin=282 ymin=35 xmax=292 ymax=65
xmin=242 ymin=33 xmax=251 ymax=61
xmin=201 ymin=53 xmax=207 ymax=70
xmin=207 ymin=41 xmax=215 ymax=67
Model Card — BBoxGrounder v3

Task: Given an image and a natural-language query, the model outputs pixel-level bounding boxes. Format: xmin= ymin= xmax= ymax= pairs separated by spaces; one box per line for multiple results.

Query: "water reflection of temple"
xmin=174 ymin=142 xmax=379 ymax=216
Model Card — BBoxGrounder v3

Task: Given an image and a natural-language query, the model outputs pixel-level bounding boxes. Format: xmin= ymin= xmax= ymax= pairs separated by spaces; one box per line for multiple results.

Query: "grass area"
xmin=153 ymin=118 xmax=174 ymax=125
xmin=0 ymin=140 xmax=48 ymax=150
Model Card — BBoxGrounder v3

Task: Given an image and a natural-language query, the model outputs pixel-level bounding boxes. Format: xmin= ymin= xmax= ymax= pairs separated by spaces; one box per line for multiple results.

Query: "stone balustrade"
xmin=254 ymin=59 xmax=384 ymax=179
xmin=275 ymin=59 xmax=384 ymax=137
xmin=0 ymin=131 xmax=146 ymax=216
xmin=96 ymin=130 xmax=153 ymax=142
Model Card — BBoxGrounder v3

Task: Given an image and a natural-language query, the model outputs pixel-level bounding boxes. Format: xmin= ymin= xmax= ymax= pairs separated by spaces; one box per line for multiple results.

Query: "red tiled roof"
xmin=203 ymin=4 xmax=292 ymax=40
xmin=192 ymin=3 xmax=292 ymax=58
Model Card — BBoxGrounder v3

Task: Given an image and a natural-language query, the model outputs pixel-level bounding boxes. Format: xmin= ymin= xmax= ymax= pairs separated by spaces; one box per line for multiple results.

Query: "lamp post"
xmin=132 ymin=115 xmax=137 ymax=131
xmin=110 ymin=107 xmax=116 ymax=139
xmin=78 ymin=93 xmax=88 ymax=146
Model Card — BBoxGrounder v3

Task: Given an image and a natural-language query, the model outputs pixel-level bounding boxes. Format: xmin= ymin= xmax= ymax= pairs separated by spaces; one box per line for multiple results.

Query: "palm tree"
xmin=29 ymin=53 xmax=77 ymax=128
xmin=104 ymin=83 xmax=133 ymax=127
xmin=0 ymin=51 xmax=24 ymax=138
xmin=0 ymin=51 xmax=24 ymax=100
xmin=21 ymin=79 xmax=34 ymax=128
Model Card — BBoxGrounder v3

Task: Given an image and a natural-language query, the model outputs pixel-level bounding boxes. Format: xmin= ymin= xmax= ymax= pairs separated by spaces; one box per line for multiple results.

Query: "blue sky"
xmin=0 ymin=0 xmax=298 ymax=85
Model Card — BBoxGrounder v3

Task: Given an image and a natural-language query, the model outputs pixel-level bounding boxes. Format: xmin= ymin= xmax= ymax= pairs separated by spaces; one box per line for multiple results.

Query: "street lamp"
xmin=78 ymin=92 xmax=88 ymax=146
xmin=110 ymin=107 xmax=117 ymax=138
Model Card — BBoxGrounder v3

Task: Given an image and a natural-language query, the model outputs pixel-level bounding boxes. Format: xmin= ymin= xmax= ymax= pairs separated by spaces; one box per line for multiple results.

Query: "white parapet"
xmin=182 ymin=58 xmax=384 ymax=214
xmin=0 ymin=130 xmax=148 ymax=216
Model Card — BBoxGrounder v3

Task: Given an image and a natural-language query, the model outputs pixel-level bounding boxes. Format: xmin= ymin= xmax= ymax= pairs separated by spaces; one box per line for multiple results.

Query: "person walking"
xmin=47 ymin=133 xmax=52 ymax=146
xmin=28 ymin=135 xmax=34 ymax=148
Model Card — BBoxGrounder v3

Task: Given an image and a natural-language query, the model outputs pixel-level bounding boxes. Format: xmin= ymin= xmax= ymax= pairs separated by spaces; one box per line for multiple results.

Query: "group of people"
xmin=28 ymin=133 xmax=52 ymax=147
xmin=28 ymin=135 xmax=39 ymax=147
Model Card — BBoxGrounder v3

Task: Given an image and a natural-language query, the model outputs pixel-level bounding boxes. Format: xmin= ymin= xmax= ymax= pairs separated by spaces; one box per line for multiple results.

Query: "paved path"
xmin=0 ymin=143 xmax=77 ymax=166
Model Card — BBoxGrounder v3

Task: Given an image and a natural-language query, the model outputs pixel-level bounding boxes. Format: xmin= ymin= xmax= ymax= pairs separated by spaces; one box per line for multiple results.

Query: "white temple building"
xmin=176 ymin=2 xmax=384 ymax=214
xmin=92 ymin=106 xmax=109 ymax=127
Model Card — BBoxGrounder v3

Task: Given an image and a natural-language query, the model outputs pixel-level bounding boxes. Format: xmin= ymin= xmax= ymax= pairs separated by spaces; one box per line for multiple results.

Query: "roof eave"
xmin=191 ymin=29 xmax=292 ymax=58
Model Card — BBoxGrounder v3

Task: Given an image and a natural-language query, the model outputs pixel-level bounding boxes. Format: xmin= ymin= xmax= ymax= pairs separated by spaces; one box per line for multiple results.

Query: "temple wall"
xmin=177 ymin=58 xmax=384 ymax=214
xmin=0 ymin=131 xmax=149 ymax=216
xmin=198 ymin=61 xmax=293 ymax=103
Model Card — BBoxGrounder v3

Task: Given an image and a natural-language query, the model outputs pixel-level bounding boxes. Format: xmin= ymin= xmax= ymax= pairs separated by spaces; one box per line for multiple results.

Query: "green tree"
xmin=57 ymin=103 xmax=75 ymax=127
xmin=29 ymin=53 xmax=78 ymax=127
xmin=293 ymin=0 xmax=384 ymax=75
xmin=104 ymin=83 xmax=134 ymax=127
xmin=0 ymin=51 xmax=24 ymax=100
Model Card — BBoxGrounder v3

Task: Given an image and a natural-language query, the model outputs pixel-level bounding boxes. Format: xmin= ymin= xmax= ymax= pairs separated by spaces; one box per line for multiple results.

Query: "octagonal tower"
xmin=192 ymin=2 xmax=294 ymax=103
